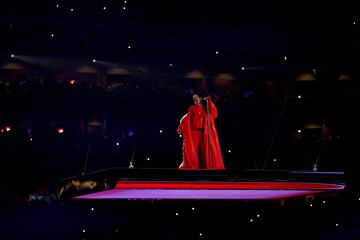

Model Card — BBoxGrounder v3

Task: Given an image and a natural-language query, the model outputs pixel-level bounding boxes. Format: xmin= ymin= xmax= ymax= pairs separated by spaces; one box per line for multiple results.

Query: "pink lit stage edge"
xmin=74 ymin=181 xmax=344 ymax=200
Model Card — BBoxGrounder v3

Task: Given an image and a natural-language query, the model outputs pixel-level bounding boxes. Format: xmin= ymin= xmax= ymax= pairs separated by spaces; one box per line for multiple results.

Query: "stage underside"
xmin=59 ymin=168 xmax=345 ymax=201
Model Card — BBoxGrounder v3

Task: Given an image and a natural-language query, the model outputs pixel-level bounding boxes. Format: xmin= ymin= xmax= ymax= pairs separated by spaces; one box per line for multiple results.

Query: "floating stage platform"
xmin=58 ymin=168 xmax=345 ymax=201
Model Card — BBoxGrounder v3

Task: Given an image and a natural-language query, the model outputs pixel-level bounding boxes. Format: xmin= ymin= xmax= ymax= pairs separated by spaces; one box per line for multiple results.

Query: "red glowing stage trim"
xmin=115 ymin=181 xmax=344 ymax=190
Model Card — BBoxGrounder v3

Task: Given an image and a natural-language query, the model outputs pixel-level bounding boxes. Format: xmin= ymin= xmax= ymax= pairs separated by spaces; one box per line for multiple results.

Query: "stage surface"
xmin=58 ymin=168 xmax=345 ymax=201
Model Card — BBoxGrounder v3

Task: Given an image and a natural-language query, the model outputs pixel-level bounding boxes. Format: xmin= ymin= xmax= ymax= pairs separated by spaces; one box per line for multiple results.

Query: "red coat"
xmin=177 ymin=98 xmax=225 ymax=170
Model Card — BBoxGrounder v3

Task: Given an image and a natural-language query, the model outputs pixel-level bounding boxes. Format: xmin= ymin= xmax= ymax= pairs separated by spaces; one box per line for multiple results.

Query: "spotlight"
xmin=273 ymin=158 xmax=277 ymax=162
xmin=127 ymin=45 xmax=131 ymax=49
xmin=199 ymin=233 xmax=203 ymax=236
xmin=127 ymin=130 xmax=134 ymax=136
xmin=297 ymin=95 xmax=302 ymax=99
xmin=250 ymin=219 xmax=254 ymax=222
xmin=297 ymin=129 xmax=302 ymax=133
xmin=241 ymin=67 xmax=245 ymax=71
xmin=169 ymin=63 xmax=173 ymax=67
xmin=51 ymin=33 xmax=54 ymax=37
xmin=175 ymin=212 xmax=179 ymax=216
xmin=335 ymin=223 xmax=339 ymax=227
xmin=147 ymin=157 xmax=150 ymax=161
xmin=69 ymin=79 xmax=76 ymax=85
xmin=91 ymin=207 xmax=94 ymax=211
xmin=11 ymin=54 xmax=15 ymax=58
xmin=82 ymin=229 xmax=86 ymax=233
xmin=284 ymin=56 xmax=287 ymax=61
xmin=124 ymin=0 xmax=127 ymax=3
xmin=257 ymin=214 xmax=260 ymax=218
xmin=5 ymin=126 xmax=11 ymax=132
xmin=57 ymin=128 xmax=64 ymax=134
xmin=70 ymin=8 xmax=74 ymax=12
xmin=192 ymin=207 xmax=195 ymax=210
xmin=215 ymin=51 xmax=219 ymax=55
xmin=92 ymin=59 xmax=96 ymax=63
xmin=123 ymin=7 xmax=126 ymax=10
xmin=56 ymin=4 xmax=60 ymax=8
xmin=159 ymin=130 xmax=163 ymax=133
xmin=179 ymin=134 xmax=182 ymax=138
xmin=103 ymin=6 xmax=106 ymax=10
xmin=354 ymin=21 xmax=356 ymax=25
xmin=116 ymin=142 xmax=120 ymax=146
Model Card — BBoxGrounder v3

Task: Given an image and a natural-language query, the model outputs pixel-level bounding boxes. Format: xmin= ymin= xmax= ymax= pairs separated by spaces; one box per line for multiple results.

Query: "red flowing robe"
xmin=177 ymin=99 xmax=225 ymax=170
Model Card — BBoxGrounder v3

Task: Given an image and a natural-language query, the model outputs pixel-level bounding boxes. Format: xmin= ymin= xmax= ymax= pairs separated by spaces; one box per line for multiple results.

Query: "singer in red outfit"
xmin=177 ymin=94 xmax=225 ymax=169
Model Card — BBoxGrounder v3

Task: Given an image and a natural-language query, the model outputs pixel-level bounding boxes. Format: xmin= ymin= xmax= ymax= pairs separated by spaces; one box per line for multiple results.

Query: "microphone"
xmin=202 ymin=96 xmax=210 ymax=101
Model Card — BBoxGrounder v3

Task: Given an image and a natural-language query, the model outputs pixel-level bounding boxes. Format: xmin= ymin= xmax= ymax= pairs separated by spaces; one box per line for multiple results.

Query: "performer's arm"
xmin=206 ymin=96 xmax=218 ymax=119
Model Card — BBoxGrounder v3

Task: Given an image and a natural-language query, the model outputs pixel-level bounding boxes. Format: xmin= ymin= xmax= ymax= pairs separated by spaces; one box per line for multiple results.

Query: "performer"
xmin=177 ymin=94 xmax=225 ymax=169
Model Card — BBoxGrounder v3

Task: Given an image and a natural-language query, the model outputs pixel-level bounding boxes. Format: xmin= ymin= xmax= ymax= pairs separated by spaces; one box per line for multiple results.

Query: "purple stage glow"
xmin=74 ymin=189 xmax=328 ymax=200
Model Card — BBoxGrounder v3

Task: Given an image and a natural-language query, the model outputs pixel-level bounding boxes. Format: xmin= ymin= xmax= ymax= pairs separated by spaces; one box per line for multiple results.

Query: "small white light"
xmin=123 ymin=6 xmax=126 ymax=10
xmin=56 ymin=4 xmax=60 ymax=8
xmin=175 ymin=212 xmax=179 ymax=216
xmin=257 ymin=214 xmax=260 ymax=218
xmin=310 ymin=204 xmax=313 ymax=207
xmin=192 ymin=207 xmax=195 ymax=210
xmin=115 ymin=229 xmax=118 ymax=232
xmin=179 ymin=134 xmax=182 ymax=138
xmin=297 ymin=95 xmax=302 ymax=99
xmin=199 ymin=233 xmax=202 ymax=236
xmin=284 ymin=56 xmax=287 ymax=61
xmin=241 ymin=67 xmax=245 ymax=71
xmin=70 ymin=8 xmax=74 ymax=12
xmin=323 ymin=201 xmax=326 ymax=204
xmin=5 ymin=126 xmax=11 ymax=132
xmin=250 ymin=219 xmax=254 ymax=222
xmin=159 ymin=130 xmax=163 ymax=133
xmin=92 ymin=59 xmax=96 ymax=63
xmin=103 ymin=6 xmax=106 ymax=10
xmin=169 ymin=63 xmax=173 ymax=67
xmin=116 ymin=142 xmax=120 ymax=146
xmin=11 ymin=54 xmax=15 ymax=58
xmin=273 ymin=158 xmax=277 ymax=162
xmin=336 ymin=223 xmax=339 ymax=227
xmin=91 ymin=207 xmax=94 ymax=211
xmin=354 ymin=21 xmax=356 ymax=25
xmin=128 ymin=45 xmax=131 ymax=49
xmin=147 ymin=157 xmax=150 ymax=161
xmin=51 ymin=33 xmax=54 ymax=37
xmin=124 ymin=1 xmax=127 ymax=3
xmin=30 ymin=138 xmax=33 ymax=141
xmin=215 ymin=51 xmax=219 ymax=55
xmin=297 ymin=129 xmax=302 ymax=133
xmin=82 ymin=229 xmax=86 ymax=233
xmin=228 ymin=150 xmax=231 ymax=153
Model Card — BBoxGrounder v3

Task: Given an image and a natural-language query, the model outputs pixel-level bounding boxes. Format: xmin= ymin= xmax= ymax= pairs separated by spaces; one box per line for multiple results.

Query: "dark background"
xmin=0 ymin=0 xmax=360 ymax=239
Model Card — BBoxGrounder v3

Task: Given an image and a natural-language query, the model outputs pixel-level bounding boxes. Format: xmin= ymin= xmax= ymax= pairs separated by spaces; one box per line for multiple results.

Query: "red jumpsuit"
xmin=177 ymin=98 xmax=225 ymax=170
